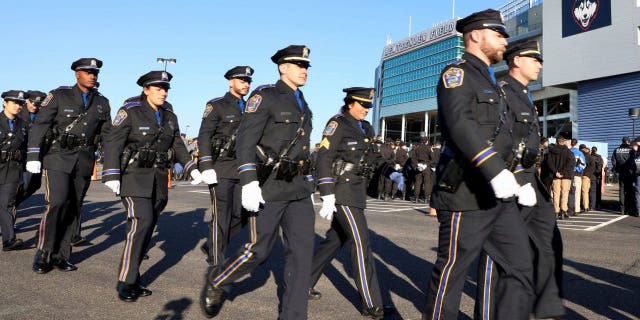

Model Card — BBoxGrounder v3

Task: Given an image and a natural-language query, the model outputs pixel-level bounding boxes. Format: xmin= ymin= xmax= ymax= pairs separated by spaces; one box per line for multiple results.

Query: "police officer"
xmin=475 ymin=40 xmax=565 ymax=320
xmin=377 ymin=138 xmax=394 ymax=201
xmin=15 ymin=90 xmax=46 ymax=208
xmin=612 ymin=137 xmax=633 ymax=214
xmin=307 ymin=87 xmax=386 ymax=319
xmin=197 ymin=66 xmax=254 ymax=266
xmin=0 ymin=90 xmax=29 ymax=251
xmin=410 ymin=137 xmax=432 ymax=203
xmin=423 ymin=9 xmax=534 ymax=320
xmin=102 ymin=71 xmax=203 ymax=302
xmin=201 ymin=45 xmax=315 ymax=319
xmin=27 ymin=58 xmax=111 ymax=273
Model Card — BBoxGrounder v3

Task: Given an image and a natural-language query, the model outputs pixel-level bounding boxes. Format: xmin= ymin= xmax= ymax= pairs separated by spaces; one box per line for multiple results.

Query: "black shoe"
xmin=308 ymin=288 xmax=322 ymax=300
xmin=53 ymin=259 xmax=78 ymax=272
xmin=142 ymin=254 xmax=149 ymax=260
xmin=361 ymin=306 xmax=384 ymax=320
xmin=136 ymin=285 xmax=152 ymax=297
xmin=2 ymin=238 xmax=23 ymax=251
xmin=117 ymin=282 xmax=138 ymax=302
xmin=556 ymin=212 xmax=563 ymax=220
xmin=33 ymin=250 xmax=53 ymax=274
xmin=383 ymin=195 xmax=389 ymax=202
xmin=70 ymin=236 xmax=86 ymax=247
xmin=200 ymin=268 xmax=225 ymax=318
xmin=562 ymin=211 xmax=570 ymax=219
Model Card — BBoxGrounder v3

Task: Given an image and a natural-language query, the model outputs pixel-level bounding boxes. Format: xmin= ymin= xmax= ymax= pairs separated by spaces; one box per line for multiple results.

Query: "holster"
xmin=437 ymin=154 xmax=464 ymax=193
xmin=120 ymin=147 xmax=134 ymax=172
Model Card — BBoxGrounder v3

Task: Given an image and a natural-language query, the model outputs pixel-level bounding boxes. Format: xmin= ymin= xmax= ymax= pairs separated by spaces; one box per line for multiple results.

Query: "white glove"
xmin=241 ymin=181 xmax=265 ymax=212
xmin=105 ymin=180 xmax=120 ymax=194
xmin=319 ymin=194 xmax=337 ymax=220
xmin=200 ymin=169 xmax=218 ymax=185
xmin=394 ymin=164 xmax=402 ymax=171
xmin=190 ymin=169 xmax=203 ymax=185
xmin=489 ymin=169 xmax=520 ymax=199
xmin=26 ymin=161 xmax=41 ymax=174
xmin=517 ymin=183 xmax=537 ymax=207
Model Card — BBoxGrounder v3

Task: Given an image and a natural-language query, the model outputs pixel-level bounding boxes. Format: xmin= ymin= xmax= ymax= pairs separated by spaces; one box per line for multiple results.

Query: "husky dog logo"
xmin=573 ymin=0 xmax=599 ymax=30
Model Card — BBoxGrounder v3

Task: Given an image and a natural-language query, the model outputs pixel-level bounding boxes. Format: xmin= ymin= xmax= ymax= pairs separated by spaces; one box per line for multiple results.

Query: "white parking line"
xmin=584 ymin=215 xmax=628 ymax=231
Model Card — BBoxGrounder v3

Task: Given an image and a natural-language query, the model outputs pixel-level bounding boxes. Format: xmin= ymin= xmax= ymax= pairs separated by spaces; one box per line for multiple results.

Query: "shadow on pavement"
xmin=154 ymin=297 xmax=192 ymax=320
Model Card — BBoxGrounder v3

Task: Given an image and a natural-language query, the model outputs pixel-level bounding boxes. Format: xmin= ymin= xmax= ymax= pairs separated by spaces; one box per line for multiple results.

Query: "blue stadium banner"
xmin=562 ymin=0 xmax=612 ymax=38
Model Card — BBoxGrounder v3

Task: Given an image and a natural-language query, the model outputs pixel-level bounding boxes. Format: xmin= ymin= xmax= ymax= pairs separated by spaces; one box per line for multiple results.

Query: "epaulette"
xmin=207 ymin=97 xmax=224 ymax=105
xmin=254 ymin=84 xmax=275 ymax=92
xmin=56 ymin=86 xmax=73 ymax=90
xmin=450 ymin=59 xmax=466 ymax=66
xmin=123 ymin=96 xmax=140 ymax=103
xmin=332 ymin=113 xmax=345 ymax=119
xmin=123 ymin=101 xmax=141 ymax=109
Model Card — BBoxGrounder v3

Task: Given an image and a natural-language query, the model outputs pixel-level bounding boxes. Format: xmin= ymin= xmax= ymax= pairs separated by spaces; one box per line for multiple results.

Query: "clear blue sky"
xmin=2 ymin=0 xmax=506 ymax=143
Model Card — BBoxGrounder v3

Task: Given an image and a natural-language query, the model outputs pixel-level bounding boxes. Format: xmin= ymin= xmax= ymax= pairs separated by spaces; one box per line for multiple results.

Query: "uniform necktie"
xmin=82 ymin=92 xmax=89 ymax=108
xmin=8 ymin=119 xmax=15 ymax=131
xmin=294 ymin=90 xmax=304 ymax=112
xmin=154 ymin=110 xmax=162 ymax=125
xmin=487 ymin=67 xmax=497 ymax=85
xmin=238 ymin=99 xmax=245 ymax=114
xmin=358 ymin=121 xmax=365 ymax=134
xmin=29 ymin=113 xmax=36 ymax=122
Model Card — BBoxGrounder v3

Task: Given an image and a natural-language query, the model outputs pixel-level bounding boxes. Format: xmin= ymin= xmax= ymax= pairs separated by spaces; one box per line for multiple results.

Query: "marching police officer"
xmin=475 ymin=40 xmax=565 ymax=320
xmin=102 ymin=71 xmax=203 ymax=302
xmin=307 ymin=87 xmax=387 ymax=319
xmin=410 ymin=137 xmax=432 ymax=203
xmin=15 ymin=90 xmax=46 ymax=208
xmin=26 ymin=58 xmax=111 ymax=273
xmin=0 ymin=90 xmax=29 ymax=251
xmin=423 ymin=10 xmax=534 ymax=320
xmin=197 ymin=66 xmax=254 ymax=266
xmin=201 ymin=45 xmax=315 ymax=319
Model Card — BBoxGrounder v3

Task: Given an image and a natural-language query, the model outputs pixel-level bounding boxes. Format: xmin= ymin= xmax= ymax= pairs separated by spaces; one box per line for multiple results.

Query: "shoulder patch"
xmin=203 ymin=103 xmax=214 ymax=118
xmin=245 ymin=94 xmax=262 ymax=113
xmin=443 ymin=67 xmax=464 ymax=89
xmin=319 ymin=137 xmax=331 ymax=150
xmin=41 ymin=93 xmax=54 ymax=107
xmin=112 ymin=109 xmax=128 ymax=126
xmin=323 ymin=120 xmax=339 ymax=136
xmin=123 ymin=101 xmax=141 ymax=109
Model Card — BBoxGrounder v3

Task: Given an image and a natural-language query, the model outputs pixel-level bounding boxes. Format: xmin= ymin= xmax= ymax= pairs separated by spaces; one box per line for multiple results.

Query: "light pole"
xmin=185 ymin=125 xmax=190 ymax=138
xmin=156 ymin=57 xmax=177 ymax=71
xmin=629 ymin=108 xmax=640 ymax=138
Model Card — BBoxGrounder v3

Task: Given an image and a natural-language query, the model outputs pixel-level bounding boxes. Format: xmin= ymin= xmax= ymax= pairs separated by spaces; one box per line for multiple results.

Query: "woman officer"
xmin=308 ymin=87 xmax=388 ymax=320
xmin=101 ymin=71 xmax=202 ymax=302
xmin=0 ymin=90 xmax=29 ymax=251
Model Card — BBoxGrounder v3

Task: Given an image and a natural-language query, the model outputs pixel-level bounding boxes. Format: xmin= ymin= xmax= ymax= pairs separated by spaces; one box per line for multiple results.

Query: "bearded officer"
xmin=197 ymin=66 xmax=254 ymax=266
xmin=201 ymin=45 xmax=315 ymax=320
xmin=26 ymin=58 xmax=111 ymax=273
xmin=422 ymin=9 xmax=534 ymax=320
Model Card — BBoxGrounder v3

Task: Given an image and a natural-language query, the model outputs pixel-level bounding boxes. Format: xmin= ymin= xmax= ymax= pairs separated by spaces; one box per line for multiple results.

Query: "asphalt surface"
xmin=1 ymin=181 xmax=639 ymax=320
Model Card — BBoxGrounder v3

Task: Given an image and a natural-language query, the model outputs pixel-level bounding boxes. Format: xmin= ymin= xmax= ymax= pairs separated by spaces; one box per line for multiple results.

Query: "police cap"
xmin=271 ymin=45 xmax=311 ymax=66
xmin=456 ymin=9 xmax=509 ymax=38
xmin=505 ymin=40 xmax=543 ymax=62
xmin=343 ymin=87 xmax=374 ymax=108
xmin=26 ymin=90 xmax=47 ymax=105
xmin=71 ymin=58 xmax=102 ymax=72
xmin=1 ymin=90 xmax=29 ymax=103
xmin=224 ymin=66 xmax=254 ymax=81
xmin=137 ymin=71 xmax=173 ymax=88
xmin=623 ymin=136 xmax=630 ymax=143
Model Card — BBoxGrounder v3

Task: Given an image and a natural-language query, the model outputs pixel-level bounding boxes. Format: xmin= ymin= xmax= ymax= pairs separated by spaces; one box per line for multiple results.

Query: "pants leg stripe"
xmin=213 ymin=215 xmax=257 ymax=286
xmin=118 ymin=197 xmax=137 ymax=282
xmin=341 ymin=205 xmax=374 ymax=308
xmin=432 ymin=211 xmax=462 ymax=320
xmin=211 ymin=186 xmax=218 ymax=265
xmin=482 ymin=256 xmax=494 ymax=320
xmin=36 ymin=169 xmax=50 ymax=250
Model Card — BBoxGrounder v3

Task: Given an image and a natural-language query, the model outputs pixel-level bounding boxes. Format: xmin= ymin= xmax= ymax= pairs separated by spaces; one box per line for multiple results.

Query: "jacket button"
xmin=81 ymin=133 xmax=86 ymax=137
xmin=83 ymin=122 xmax=87 ymax=125
xmin=489 ymin=98 xmax=494 ymax=103
xmin=345 ymin=178 xmax=350 ymax=182
xmin=142 ymin=132 xmax=147 ymax=136
xmin=285 ymin=119 xmax=290 ymax=123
